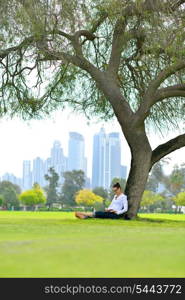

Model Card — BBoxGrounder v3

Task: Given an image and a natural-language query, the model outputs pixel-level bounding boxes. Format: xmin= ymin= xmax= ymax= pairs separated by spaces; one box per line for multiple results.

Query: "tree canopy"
xmin=92 ymin=187 xmax=108 ymax=200
xmin=0 ymin=181 xmax=20 ymax=209
xmin=173 ymin=191 xmax=185 ymax=207
xmin=140 ymin=190 xmax=164 ymax=208
xmin=61 ymin=170 xmax=85 ymax=206
xmin=0 ymin=194 xmax=4 ymax=207
xmin=0 ymin=0 xmax=185 ymax=128
xmin=19 ymin=184 xmax=46 ymax=208
xmin=75 ymin=189 xmax=103 ymax=207
xmin=44 ymin=167 xmax=59 ymax=207
xmin=165 ymin=164 xmax=185 ymax=195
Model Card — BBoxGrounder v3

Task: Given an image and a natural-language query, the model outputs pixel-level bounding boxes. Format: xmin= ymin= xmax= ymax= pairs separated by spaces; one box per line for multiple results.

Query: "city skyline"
xmin=0 ymin=109 xmax=184 ymax=180
xmin=0 ymin=128 xmax=127 ymax=190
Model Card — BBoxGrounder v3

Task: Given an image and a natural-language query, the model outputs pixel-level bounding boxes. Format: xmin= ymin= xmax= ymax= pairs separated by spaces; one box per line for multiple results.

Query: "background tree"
xmin=44 ymin=167 xmax=59 ymax=208
xmin=140 ymin=190 xmax=164 ymax=213
xmin=0 ymin=195 xmax=4 ymax=207
xmin=146 ymin=159 xmax=169 ymax=192
xmin=1 ymin=0 xmax=185 ymax=218
xmin=75 ymin=189 xmax=103 ymax=209
xmin=32 ymin=182 xmax=46 ymax=200
xmin=92 ymin=187 xmax=108 ymax=209
xmin=0 ymin=181 xmax=20 ymax=209
xmin=19 ymin=185 xmax=46 ymax=210
xmin=173 ymin=191 xmax=185 ymax=212
xmin=164 ymin=164 xmax=185 ymax=196
xmin=148 ymin=193 xmax=173 ymax=213
xmin=61 ymin=170 xmax=85 ymax=206
xmin=0 ymin=181 xmax=21 ymax=195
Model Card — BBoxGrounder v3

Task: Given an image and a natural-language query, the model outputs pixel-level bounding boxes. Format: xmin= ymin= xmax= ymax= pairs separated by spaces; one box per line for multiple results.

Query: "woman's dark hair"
xmin=113 ymin=182 xmax=121 ymax=189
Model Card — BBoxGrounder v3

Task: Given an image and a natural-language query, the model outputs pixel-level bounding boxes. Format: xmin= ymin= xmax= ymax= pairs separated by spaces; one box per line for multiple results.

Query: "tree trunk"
xmin=92 ymin=72 xmax=153 ymax=219
xmin=124 ymin=130 xmax=152 ymax=219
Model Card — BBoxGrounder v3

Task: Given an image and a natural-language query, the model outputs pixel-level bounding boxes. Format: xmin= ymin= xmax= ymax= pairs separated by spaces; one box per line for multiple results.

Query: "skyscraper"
xmin=49 ymin=140 xmax=67 ymax=184
xmin=51 ymin=141 xmax=63 ymax=166
xmin=22 ymin=160 xmax=32 ymax=190
xmin=92 ymin=128 xmax=107 ymax=188
xmin=68 ymin=132 xmax=87 ymax=175
xmin=32 ymin=157 xmax=44 ymax=186
xmin=109 ymin=132 xmax=121 ymax=183
xmin=92 ymin=129 xmax=122 ymax=189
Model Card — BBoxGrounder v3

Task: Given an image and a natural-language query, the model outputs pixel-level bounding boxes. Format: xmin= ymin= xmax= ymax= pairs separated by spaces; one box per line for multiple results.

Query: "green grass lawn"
xmin=0 ymin=211 xmax=184 ymax=278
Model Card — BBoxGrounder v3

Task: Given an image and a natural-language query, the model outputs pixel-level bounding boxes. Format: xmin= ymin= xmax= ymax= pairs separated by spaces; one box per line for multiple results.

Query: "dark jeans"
xmin=94 ymin=211 xmax=123 ymax=219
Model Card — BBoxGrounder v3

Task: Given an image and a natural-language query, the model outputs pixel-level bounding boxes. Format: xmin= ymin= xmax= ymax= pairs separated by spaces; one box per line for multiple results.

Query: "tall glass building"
xmin=92 ymin=129 xmax=122 ymax=189
xmin=49 ymin=140 xmax=67 ymax=184
xmin=68 ymin=132 xmax=87 ymax=175
xmin=32 ymin=157 xmax=44 ymax=187
xmin=108 ymin=132 xmax=121 ymax=182
xmin=22 ymin=160 xmax=32 ymax=190
xmin=92 ymin=128 xmax=107 ymax=188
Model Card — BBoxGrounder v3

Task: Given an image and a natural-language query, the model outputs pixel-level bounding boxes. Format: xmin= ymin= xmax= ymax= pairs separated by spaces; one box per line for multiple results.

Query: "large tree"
xmin=61 ymin=170 xmax=85 ymax=206
xmin=19 ymin=184 xmax=46 ymax=210
xmin=0 ymin=181 xmax=20 ymax=209
xmin=44 ymin=167 xmax=59 ymax=208
xmin=146 ymin=159 xmax=168 ymax=192
xmin=140 ymin=190 xmax=166 ymax=212
xmin=93 ymin=186 xmax=108 ymax=208
xmin=1 ymin=0 xmax=185 ymax=218
xmin=164 ymin=163 xmax=185 ymax=195
xmin=173 ymin=191 xmax=185 ymax=209
xmin=75 ymin=189 xmax=103 ymax=208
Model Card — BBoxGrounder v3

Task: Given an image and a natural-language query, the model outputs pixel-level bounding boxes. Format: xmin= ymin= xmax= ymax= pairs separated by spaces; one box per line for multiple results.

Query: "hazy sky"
xmin=0 ymin=108 xmax=184 ymax=179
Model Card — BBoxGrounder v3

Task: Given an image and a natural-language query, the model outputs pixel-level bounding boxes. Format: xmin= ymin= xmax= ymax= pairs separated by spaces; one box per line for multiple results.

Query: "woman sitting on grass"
xmin=75 ymin=182 xmax=128 ymax=219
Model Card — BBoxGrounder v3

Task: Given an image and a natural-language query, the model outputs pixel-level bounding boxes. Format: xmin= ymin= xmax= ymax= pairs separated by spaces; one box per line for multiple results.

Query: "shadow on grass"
xmin=72 ymin=215 xmax=185 ymax=226
xmin=136 ymin=216 xmax=185 ymax=224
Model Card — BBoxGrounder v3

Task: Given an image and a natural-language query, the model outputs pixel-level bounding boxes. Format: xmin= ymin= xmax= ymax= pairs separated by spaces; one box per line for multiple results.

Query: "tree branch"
xmin=107 ymin=0 xmax=183 ymax=77
xmin=108 ymin=18 xmax=127 ymax=75
xmin=53 ymin=30 xmax=73 ymax=41
xmin=53 ymin=28 xmax=97 ymax=62
xmin=135 ymin=60 xmax=185 ymax=123
xmin=0 ymin=36 xmax=35 ymax=60
xmin=81 ymin=12 xmax=108 ymax=45
xmin=107 ymin=0 xmax=170 ymax=75
xmin=54 ymin=29 xmax=96 ymax=43
xmin=147 ymin=61 xmax=185 ymax=95
xmin=75 ymin=30 xmax=96 ymax=41
xmin=71 ymin=30 xmax=97 ymax=57
xmin=158 ymin=84 xmax=185 ymax=91
xmin=151 ymin=133 xmax=185 ymax=166
xmin=154 ymin=84 xmax=185 ymax=102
